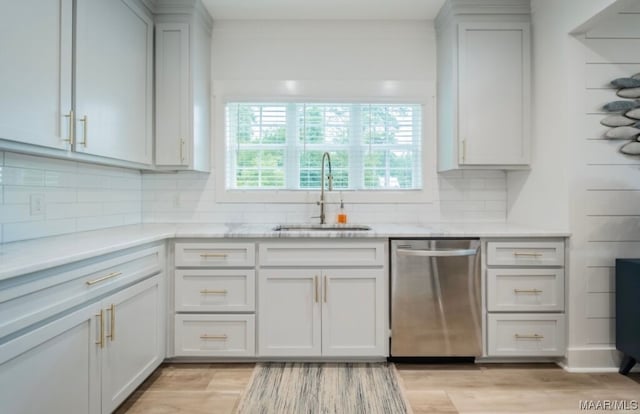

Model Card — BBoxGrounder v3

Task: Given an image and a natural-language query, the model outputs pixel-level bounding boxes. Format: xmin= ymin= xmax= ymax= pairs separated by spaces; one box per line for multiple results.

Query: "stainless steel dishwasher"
xmin=390 ymin=239 xmax=482 ymax=357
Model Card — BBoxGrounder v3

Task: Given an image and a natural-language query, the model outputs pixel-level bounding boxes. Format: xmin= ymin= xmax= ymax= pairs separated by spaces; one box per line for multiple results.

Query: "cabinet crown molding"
xmin=436 ymin=0 xmax=530 ymax=30
xmin=152 ymin=0 xmax=213 ymax=29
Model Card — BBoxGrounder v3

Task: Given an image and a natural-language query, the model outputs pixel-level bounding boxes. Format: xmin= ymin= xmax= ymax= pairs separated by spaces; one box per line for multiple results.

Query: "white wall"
xmin=510 ymin=0 xmax=638 ymax=370
xmin=143 ymin=20 xmax=508 ymax=224
xmin=0 ymin=151 xmax=142 ymax=243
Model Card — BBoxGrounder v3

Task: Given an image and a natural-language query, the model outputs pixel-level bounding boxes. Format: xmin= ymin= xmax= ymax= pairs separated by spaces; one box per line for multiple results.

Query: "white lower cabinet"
xmin=485 ymin=239 xmax=566 ymax=358
xmin=101 ymin=275 xmax=164 ymax=413
xmin=0 ymin=246 xmax=165 ymax=414
xmin=258 ymin=268 xmax=386 ymax=358
xmin=0 ymin=303 xmax=101 ymax=414
xmin=172 ymin=241 xmax=257 ymax=357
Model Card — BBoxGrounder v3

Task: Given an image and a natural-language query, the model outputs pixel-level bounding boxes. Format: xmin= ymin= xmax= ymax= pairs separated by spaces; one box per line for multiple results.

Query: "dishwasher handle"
xmin=396 ymin=248 xmax=478 ymax=257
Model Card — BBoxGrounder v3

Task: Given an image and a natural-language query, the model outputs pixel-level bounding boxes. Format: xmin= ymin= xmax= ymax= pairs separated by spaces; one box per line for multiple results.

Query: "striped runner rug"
xmin=236 ymin=363 xmax=412 ymax=414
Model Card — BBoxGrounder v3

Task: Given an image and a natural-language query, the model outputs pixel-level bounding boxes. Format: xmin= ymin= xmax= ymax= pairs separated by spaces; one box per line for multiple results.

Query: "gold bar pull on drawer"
xmin=514 ymin=289 xmax=543 ymax=294
xmin=200 ymin=289 xmax=228 ymax=295
xmin=513 ymin=251 xmax=543 ymax=257
xmin=86 ymin=271 xmax=122 ymax=286
xmin=200 ymin=253 xmax=228 ymax=258
xmin=200 ymin=334 xmax=228 ymax=340
xmin=514 ymin=333 xmax=544 ymax=340
xmin=106 ymin=304 xmax=115 ymax=341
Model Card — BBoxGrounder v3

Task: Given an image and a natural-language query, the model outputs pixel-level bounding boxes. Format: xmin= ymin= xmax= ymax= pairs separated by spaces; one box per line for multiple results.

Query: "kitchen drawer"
xmin=175 ymin=269 xmax=255 ymax=312
xmin=174 ymin=314 xmax=255 ymax=356
xmin=487 ymin=241 xmax=564 ymax=267
xmin=259 ymin=241 xmax=385 ymax=267
xmin=175 ymin=242 xmax=255 ymax=268
xmin=487 ymin=314 xmax=565 ymax=356
xmin=0 ymin=244 xmax=164 ymax=339
xmin=487 ymin=269 xmax=564 ymax=312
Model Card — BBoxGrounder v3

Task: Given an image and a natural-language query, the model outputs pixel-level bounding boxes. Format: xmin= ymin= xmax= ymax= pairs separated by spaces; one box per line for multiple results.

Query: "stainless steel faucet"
xmin=315 ymin=152 xmax=333 ymax=224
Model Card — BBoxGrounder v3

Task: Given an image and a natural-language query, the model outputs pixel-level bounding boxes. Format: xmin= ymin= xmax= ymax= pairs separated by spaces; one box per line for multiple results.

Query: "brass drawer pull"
xmin=86 ymin=271 xmax=122 ymax=286
xmin=514 ymin=333 xmax=544 ymax=340
xmin=200 ymin=253 xmax=228 ymax=258
xmin=514 ymin=289 xmax=543 ymax=294
xmin=63 ymin=110 xmax=74 ymax=144
xmin=96 ymin=310 xmax=104 ymax=348
xmin=513 ymin=252 xmax=543 ymax=257
xmin=106 ymin=304 xmax=115 ymax=341
xmin=200 ymin=289 xmax=228 ymax=295
xmin=200 ymin=334 xmax=228 ymax=340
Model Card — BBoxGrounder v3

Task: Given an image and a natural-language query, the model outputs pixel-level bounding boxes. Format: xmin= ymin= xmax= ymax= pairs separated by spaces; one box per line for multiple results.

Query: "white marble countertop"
xmin=0 ymin=222 xmax=570 ymax=281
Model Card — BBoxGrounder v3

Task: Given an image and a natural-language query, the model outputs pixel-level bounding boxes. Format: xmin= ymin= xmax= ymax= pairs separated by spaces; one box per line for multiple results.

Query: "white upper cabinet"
xmin=155 ymin=2 xmax=213 ymax=171
xmin=0 ymin=0 xmax=153 ymax=168
xmin=436 ymin=0 xmax=531 ymax=171
xmin=0 ymin=0 xmax=73 ymax=150
xmin=75 ymin=0 xmax=153 ymax=165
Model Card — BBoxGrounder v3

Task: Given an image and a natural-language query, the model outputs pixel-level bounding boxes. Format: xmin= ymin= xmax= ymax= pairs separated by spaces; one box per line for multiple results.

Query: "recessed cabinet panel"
xmin=155 ymin=23 xmax=190 ymax=166
xmin=175 ymin=242 xmax=256 ymax=268
xmin=258 ymin=269 xmax=321 ymax=356
xmin=322 ymin=269 xmax=386 ymax=357
xmin=459 ymin=22 xmax=530 ymax=165
xmin=0 ymin=0 xmax=72 ymax=150
xmin=487 ymin=314 xmax=565 ymax=356
xmin=175 ymin=314 xmax=255 ymax=356
xmin=75 ymin=0 xmax=153 ymax=165
xmin=0 ymin=304 xmax=101 ymax=414
xmin=487 ymin=241 xmax=565 ymax=266
xmin=259 ymin=242 xmax=385 ymax=267
xmin=487 ymin=269 xmax=564 ymax=312
xmin=175 ymin=269 xmax=255 ymax=312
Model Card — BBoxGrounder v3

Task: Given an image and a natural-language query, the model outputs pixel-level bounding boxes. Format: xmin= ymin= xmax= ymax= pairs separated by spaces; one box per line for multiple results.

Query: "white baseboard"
xmin=563 ymin=346 xmax=624 ymax=372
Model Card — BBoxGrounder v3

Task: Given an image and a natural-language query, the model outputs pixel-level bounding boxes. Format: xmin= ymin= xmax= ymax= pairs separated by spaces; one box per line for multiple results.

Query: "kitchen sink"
xmin=273 ymin=224 xmax=371 ymax=231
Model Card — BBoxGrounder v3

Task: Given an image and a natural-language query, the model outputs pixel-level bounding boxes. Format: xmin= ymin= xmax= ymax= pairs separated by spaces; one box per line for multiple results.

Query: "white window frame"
xmin=213 ymin=82 xmax=436 ymax=204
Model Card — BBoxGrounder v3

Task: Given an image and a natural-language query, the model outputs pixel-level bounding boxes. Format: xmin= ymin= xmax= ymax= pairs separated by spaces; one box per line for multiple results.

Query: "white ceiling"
xmin=200 ymin=0 xmax=446 ymax=20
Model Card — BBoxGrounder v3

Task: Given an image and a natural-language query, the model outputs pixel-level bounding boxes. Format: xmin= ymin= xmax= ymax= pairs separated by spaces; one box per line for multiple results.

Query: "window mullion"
xmin=286 ymin=103 xmax=299 ymax=189
xmin=350 ymin=104 xmax=362 ymax=190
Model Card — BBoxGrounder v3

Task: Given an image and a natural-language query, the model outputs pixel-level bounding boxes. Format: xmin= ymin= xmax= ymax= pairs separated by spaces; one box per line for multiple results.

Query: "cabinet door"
xmin=101 ymin=275 xmax=163 ymax=413
xmin=258 ymin=269 xmax=321 ymax=356
xmin=321 ymin=269 xmax=386 ymax=357
xmin=0 ymin=0 xmax=72 ymax=150
xmin=155 ymin=23 xmax=190 ymax=167
xmin=75 ymin=0 xmax=153 ymax=165
xmin=0 ymin=303 xmax=101 ymax=414
xmin=458 ymin=22 xmax=530 ymax=165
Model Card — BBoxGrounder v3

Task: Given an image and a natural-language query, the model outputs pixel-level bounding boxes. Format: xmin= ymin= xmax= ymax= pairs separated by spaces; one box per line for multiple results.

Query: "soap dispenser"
xmin=337 ymin=192 xmax=347 ymax=224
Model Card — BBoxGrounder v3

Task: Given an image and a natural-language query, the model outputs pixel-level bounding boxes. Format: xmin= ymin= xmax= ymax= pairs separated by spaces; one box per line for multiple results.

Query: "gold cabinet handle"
xmin=106 ymin=304 xmax=115 ymax=341
xmin=514 ymin=289 xmax=543 ymax=294
xmin=200 ymin=334 xmax=228 ymax=340
xmin=180 ymin=138 xmax=185 ymax=163
xmin=324 ymin=275 xmax=328 ymax=303
xmin=513 ymin=252 xmax=543 ymax=257
xmin=86 ymin=271 xmax=122 ymax=286
xmin=96 ymin=309 xmax=104 ymax=348
xmin=314 ymin=276 xmax=319 ymax=303
xmin=514 ymin=333 xmax=544 ymax=340
xmin=200 ymin=253 xmax=228 ymax=258
xmin=461 ymin=139 xmax=466 ymax=162
xmin=63 ymin=110 xmax=74 ymax=144
xmin=200 ymin=289 xmax=228 ymax=295
xmin=79 ymin=115 xmax=88 ymax=146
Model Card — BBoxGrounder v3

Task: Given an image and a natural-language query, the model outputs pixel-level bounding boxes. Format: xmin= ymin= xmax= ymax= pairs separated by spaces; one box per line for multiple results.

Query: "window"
xmin=225 ymin=102 xmax=422 ymax=191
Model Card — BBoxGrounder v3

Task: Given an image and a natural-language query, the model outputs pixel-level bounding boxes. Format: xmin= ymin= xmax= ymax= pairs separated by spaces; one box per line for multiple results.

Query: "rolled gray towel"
xmin=601 ymin=114 xmax=635 ymax=127
xmin=603 ymin=100 xmax=640 ymax=112
xmin=620 ymin=141 xmax=640 ymax=155
xmin=611 ymin=78 xmax=640 ymax=88
xmin=617 ymin=87 xmax=640 ymax=99
xmin=627 ymin=108 xmax=640 ymax=119
xmin=605 ymin=126 xmax=640 ymax=139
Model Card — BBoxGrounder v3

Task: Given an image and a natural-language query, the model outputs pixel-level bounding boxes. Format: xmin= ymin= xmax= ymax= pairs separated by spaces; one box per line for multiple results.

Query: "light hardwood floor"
xmin=116 ymin=363 xmax=640 ymax=414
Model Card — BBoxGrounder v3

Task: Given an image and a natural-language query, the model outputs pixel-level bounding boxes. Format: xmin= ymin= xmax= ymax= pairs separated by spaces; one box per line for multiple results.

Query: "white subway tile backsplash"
xmin=0 ymin=152 xmax=142 ymax=243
